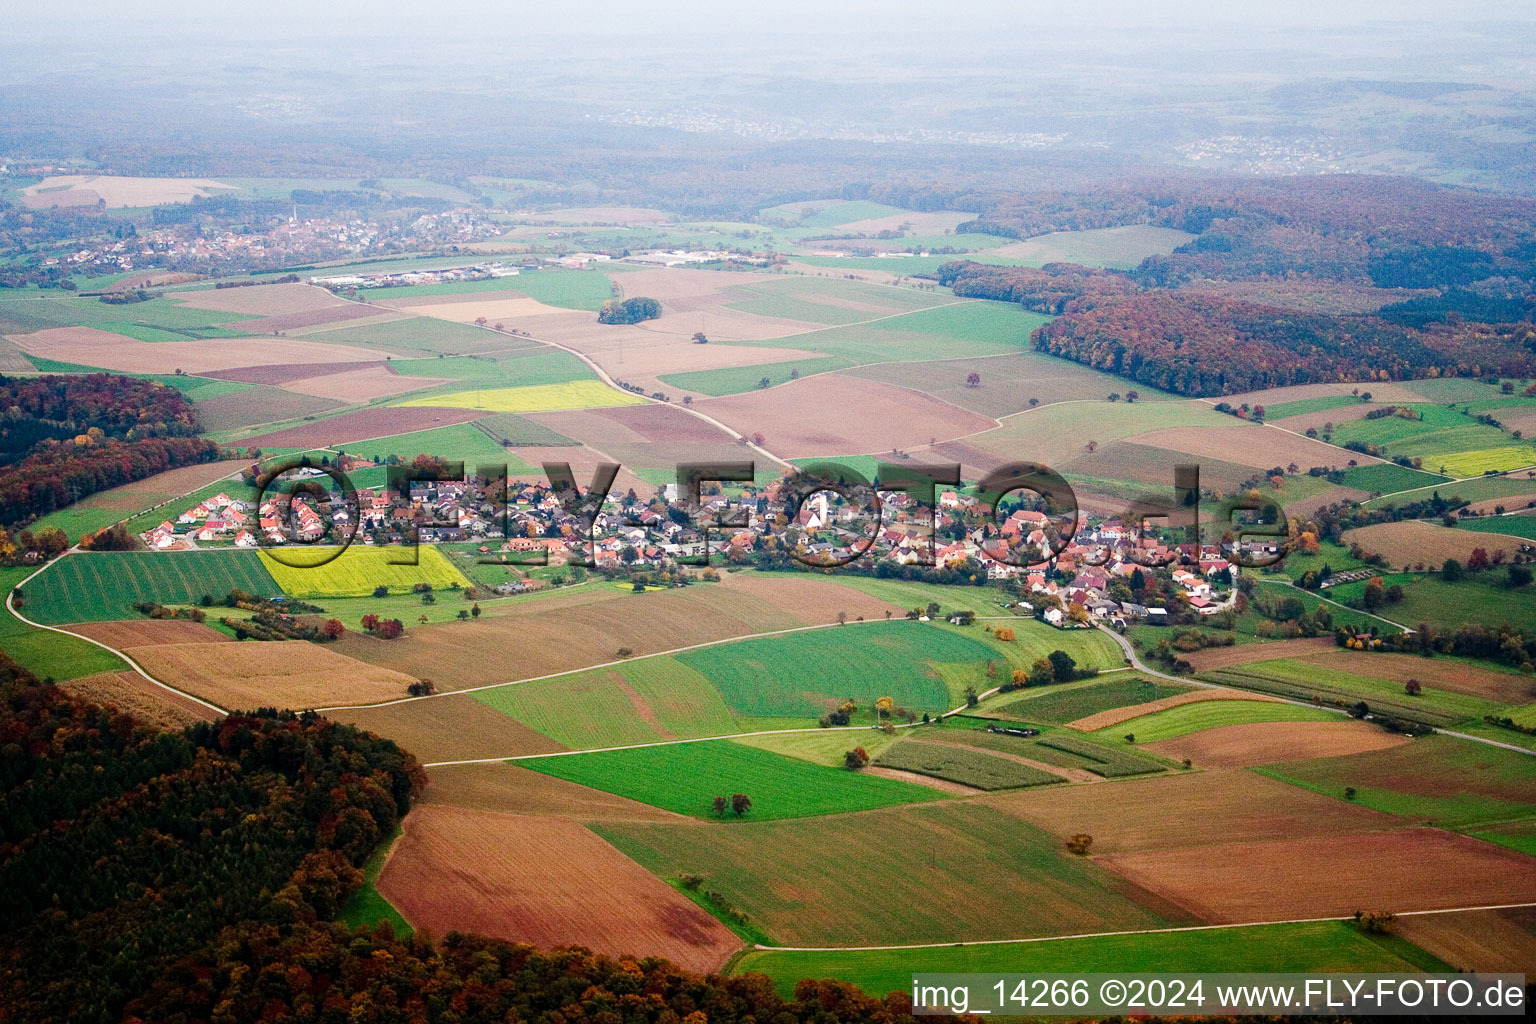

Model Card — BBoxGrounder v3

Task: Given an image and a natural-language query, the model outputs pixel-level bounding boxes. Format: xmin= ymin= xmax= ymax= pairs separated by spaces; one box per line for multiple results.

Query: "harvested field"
xmin=1224 ymin=381 xmax=1424 ymax=407
xmin=338 ymin=695 xmax=567 ymax=763
xmin=505 ymin=443 xmax=652 ymax=494
xmin=168 ymin=282 xmax=346 ymax=316
xmin=282 ymin=364 xmax=449 ymax=402
xmin=30 ymin=458 xmax=246 ymax=541
xmin=22 ymin=174 xmax=235 ymax=208
xmin=1272 ymin=402 xmax=1386 ymax=434
xmin=1181 ymin=636 xmax=1338 ymax=672
xmin=233 ymin=406 xmax=482 ymax=448
xmin=1067 ymin=687 xmax=1285 ymax=732
xmin=1394 ymin=908 xmax=1536 ymax=974
xmin=1462 ymin=492 xmax=1536 ymax=515
xmin=331 ymin=575 xmax=810 ymax=691
xmin=1344 ymin=520 xmax=1525 ymax=568
xmin=842 ymin=353 xmax=1162 ymax=419
xmin=1061 ymin=440 xmax=1256 ymax=496
xmin=68 ymin=618 xmax=232 ymax=649
xmin=694 ymin=375 xmax=993 ymax=457
xmin=203 ymin=360 xmax=389 ymax=385
xmin=131 ymin=640 xmax=420 ymax=710
xmin=984 ymin=768 xmax=1400 ymax=854
xmin=421 ymin=762 xmax=684 ymax=821
xmin=711 ymin=572 xmax=901 ymax=622
xmin=1129 ymin=423 xmax=1374 ymax=470
xmin=958 ymin=400 xmax=1232 ymax=471
xmin=194 ymin=388 xmax=344 ymax=434
xmin=0 ymin=335 xmax=34 ymax=371
xmin=1293 ymin=650 xmax=1536 ymax=705
xmin=1097 ymin=828 xmax=1536 ymax=923
xmin=7 ymin=326 xmax=379 ymax=374
xmin=1145 ymin=720 xmax=1411 ymax=768
xmin=984 ymin=226 xmax=1197 ymax=269
xmin=377 ymin=805 xmax=739 ymax=972
xmin=588 ymin=402 xmax=742 ymax=443
xmin=639 ymin=309 xmax=812 ymax=342
xmin=59 ymin=671 xmax=217 ymax=729
xmin=223 ymin=304 xmax=402 ymax=333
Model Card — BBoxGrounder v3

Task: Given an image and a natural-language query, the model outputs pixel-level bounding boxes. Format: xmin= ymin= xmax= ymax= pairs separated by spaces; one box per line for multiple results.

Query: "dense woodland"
xmin=0 ymin=661 xmax=936 ymax=1024
xmin=0 ymin=374 xmax=221 ymax=526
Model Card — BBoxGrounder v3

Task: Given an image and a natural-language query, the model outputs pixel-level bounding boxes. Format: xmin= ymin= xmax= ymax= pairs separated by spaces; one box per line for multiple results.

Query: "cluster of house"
xmin=311 ymin=260 xmax=522 ymax=289
xmin=139 ymin=470 xmax=1235 ymax=621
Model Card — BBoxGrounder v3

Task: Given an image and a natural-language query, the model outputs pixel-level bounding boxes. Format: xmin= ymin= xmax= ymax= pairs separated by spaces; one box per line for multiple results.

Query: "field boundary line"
xmin=5 ymin=555 xmax=229 ymax=717
xmin=744 ymin=901 xmax=1536 ymax=953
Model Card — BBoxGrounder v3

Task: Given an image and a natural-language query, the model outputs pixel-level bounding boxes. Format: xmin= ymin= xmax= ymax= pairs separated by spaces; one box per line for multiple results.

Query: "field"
xmin=1219 ymin=651 xmax=1531 ymax=712
xmin=516 ymin=739 xmax=943 ymax=820
xmin=732 ymin=920 xmax=1437 ymax=997
xmin=597 ymin=801 xmax=1176 ymax=947
xmin=672 ymin=620 xmax=995 ymax=717
xmin=1146 ymin=720 xmax=1412 ymax=768
xmin=1064 ymin=688 xmax=1287 ymax=732
xmin=1097 ymin=828 xmax=1536 ymax=923
xmin=1456 ymin=513 xmax=1536 ymax=540
xmin=1091 ymin=698 xmax=1338 ymax=744
xmin=1254 ymin=735 xmax=1536 ymax=827
xmin=1338 ymin=461 xmax=1452 ymax=495
xmin=260 ymin=544 xmax=472 ymax=597
xmin=58 ymin=671 xmax=214 ymax=729
xmin=1393 ymin=907 xmax=1536 ymax=975
xmin=395 ymin=380 xmax=643 ymax=412
xmin=0 ymin=569 xmax=125 ymax=681
xmin=131 ymin=640 xmax=420 ymax=709
xmin=1341 ymin=520 xmax=1527 ymax=568
xmin=21 ymin=550 xmax=280 ymax=624
xmin=874 ymin=739 xmax=1064 ymax=790
xmin=1029 ymin=732 xmax=1169 ymax=777
xmin=337 ymin=421 xmax=518 ymax=467
xmin=376 ymin=805 xmax=739 ymax=972
xmin=229 ymin=406 xmax=484 ymax=447
xmin=1439 ymin=447 xmax=1536 ymax=476
xmin=21 ymin=174 xmax=236 ymax=207
xmin=981 ymin=226 xmax=1198 ymax=269
xmin=985 ymin=768 xmax=1400 ymax=855
xmin=472 ymin=657 xmax=740 ymax=749
xmin=28 ymin=459 xmax=246 ymax=543
xmin=1320 ymin=572 xmax=1536 ymax=635
xmin=990 ymin=677 xmax=1192 ymax=725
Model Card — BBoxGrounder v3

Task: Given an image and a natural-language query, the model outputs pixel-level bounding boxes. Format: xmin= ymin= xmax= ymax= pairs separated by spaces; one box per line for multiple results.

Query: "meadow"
xmin=336 ymin=421 xmax=520 ymax=468
xmin=1319 ymin=572 xmax=1536 ymax=635
xmin=1029 ymin=732 xmax=1170 ymax=777
xmin=659 ymin=355 xmax=852 ymax=397
xmin=1205 ymin=657 xmax=1509 ymax=725
xmin=516 ymin=739 xmax=943 ymax=819
xmin=1456 ymin=514 xmax=1536 ymax=540
xmin=1338 ymin=462 xmax=1451 ymax=494
xmin=672 ymin=620 xmax=994 ymax=717
xmin=472 ymin=656 xmax=740 ymax=749
xmin=21 ymin=550 xmax=280 ymax=624
xmin=303 ymin=314 xmax=537 ymax=356
xmin=730 ymin=920 xmax=1441 ymax=996
xmin=395 ymin=380 xmax=643 ymax=413
xmin=1 ymin=567 xmax=126 ymax=680
xmin=260 ymin=544 xmax=472 ymax=597
xmin=597 ymin=801 xmax=1173 ymax=947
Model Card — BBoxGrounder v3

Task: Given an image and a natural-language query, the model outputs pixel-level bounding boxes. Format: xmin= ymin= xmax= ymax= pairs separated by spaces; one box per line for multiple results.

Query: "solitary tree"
xmin=730 ymin=793 xmax=751 ymax=816
xmin=1065 ymin=833 xmax=1093 ymax=855
xmin=843 ymin=747 xmax=870 ymax=770
xmin=965 ymin=372 xmax=982 ymax=388
xmin=712 ymin=795 xmax=728 ymax=817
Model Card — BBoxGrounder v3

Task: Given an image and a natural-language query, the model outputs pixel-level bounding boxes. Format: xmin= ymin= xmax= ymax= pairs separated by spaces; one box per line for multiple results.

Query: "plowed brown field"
xmin=8 ymin=327 xmax=378 ymax=374
xmin=377 ymin=805 xmax=740 ymax=972
xmin=338 ymin=695 xmax=566 ymax=763
xmin=69 ymin=619 xmax=231 ymax=648
xmin=1145 ymin=720 xmax=1411 ymax=768
xmin=1097 ymin=828 xmax=1536 ymax=922
xmin=1394 ymin=907 xmax=1536 ymax=974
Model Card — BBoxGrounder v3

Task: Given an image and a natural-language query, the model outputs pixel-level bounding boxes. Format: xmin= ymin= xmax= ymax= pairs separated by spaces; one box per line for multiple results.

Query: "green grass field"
xmin=304 ymin=315 xmax=544 ymax=356
xmin=21 ymin=550 xmax=281 ymax=624
xmin=1029 ymin=731 xmax=1170 ymax=777
xmin=673 ymin=620 xmax=996 ymax=717
xmin=992 ymin=676 xmax=1191 ymax=725
xmin=472 ymin=412 xmax=579 ymax=446
xmin=729 ymin=921 xmax=1444 ymax=997
xmin=1255 ymin=735 xmax=1536 ymax=827
xmin=659 ymin=356 xmax=853 ymax=396
xmin=336 ymin=422 xmax=521 ymax=469
xmin=1276 ymin=540 xmax=1368 ymax=581
xmin=517 ymin=739 xmax=943 ymax=819
xmin=874 ymin=739 xmax=1062 ymax=789
xmin=1456 ymin=514 xmax=1536 ymax=540
xmin=1362 ymin=472 xmax=1536 ymax=510
xmin=1266 ymin=395 xmax=1371 ymax=420
xmin=1469 ymin=817 xmax=1536 ymax=856
xmin=342 ymin=268 xmax=619 ymax=310
xmin=0 ymin=567 xmax=126 ymax=680
xmin=597 ymin=801 xmax=1173 ymax=947
xmin=1439 ymin=447 xmax=1536 ymax=477
xmin=260 ymin=544 xmax=472 ymax=598
xmin=1206 ymin=657 xmax=1507 ymax=726
xmin=337 ymin=826 xmax=412 ymax=936
xmin=473 ymin=656 xmax=740 ymax=749
xmin=1093 ymin=699 xmax=1337 ymax=745
xmin=1319 ymin=573 xmax=1536 ymax=636
xmin=1329 ymin=404 xmax=1518 ymax=460
xmin=1338 ymin=463 xmax=1452 ymax=495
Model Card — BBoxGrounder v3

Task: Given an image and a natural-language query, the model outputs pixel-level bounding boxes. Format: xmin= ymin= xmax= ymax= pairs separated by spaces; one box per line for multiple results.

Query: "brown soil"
xmin=1097 ymin=828 xmax=1536 ymax=923
xmin=168 ymin=282 xmax=346 ymax=316
xmin=377 ymin=805 xmax=740 ymax=972
xmin=59 ymin=671 xmax=218 ymax=729
xmin=131 ymin=641 xmax=420 ymax=710
xmin=694 ymin=375 xmax=993 ymax=458
xmin=1128 ymin=424 xmax=1374 ymax=470
xmin=223 ymin=304 xmax=401 ymax=333
xmin=1145 ymin=720 xmax=1412 ymax=768
xmin=203 ymin=360 xmax=390 ymax=385
xmin=1343 ymin=520 xmax=1525 ymax=569
xmin=68 ymin=619 xmax=232 ymax=649
xmin=1295 ymin=650 xmax=1536 ymax=705
xmin=1394 ymin=908 xmax=1536 ymax=974
xmin=337 ymin=695 xmax=567 ymax=764
xmin=283 ymin=365 xmax=449 ymax=402
xmin=983 ymin=767 xmax=1400 ymax=855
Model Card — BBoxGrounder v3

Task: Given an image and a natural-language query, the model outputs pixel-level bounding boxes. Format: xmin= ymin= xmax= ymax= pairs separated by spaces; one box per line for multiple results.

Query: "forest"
xmin=0 ymin=659 xmax=937 ymax=1024
xmin=0 ymin=374 xmax=220 ymax=525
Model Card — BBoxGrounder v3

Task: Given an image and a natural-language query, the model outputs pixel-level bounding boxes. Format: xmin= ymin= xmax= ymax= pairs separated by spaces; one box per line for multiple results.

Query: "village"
xmin=141 ymin=466 xmax=1240 ymax=626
